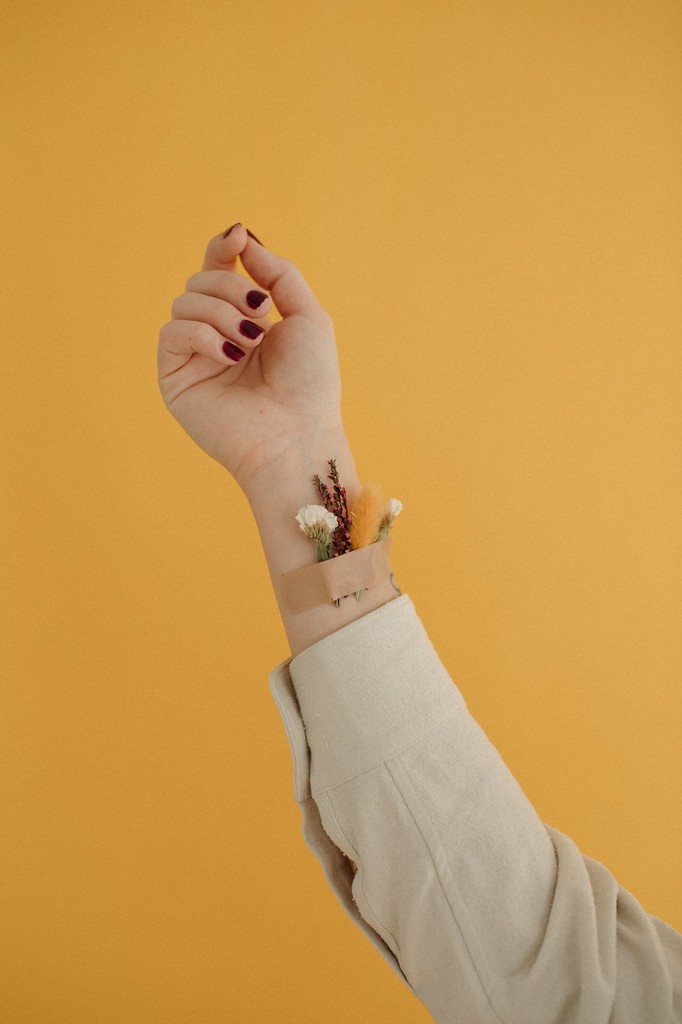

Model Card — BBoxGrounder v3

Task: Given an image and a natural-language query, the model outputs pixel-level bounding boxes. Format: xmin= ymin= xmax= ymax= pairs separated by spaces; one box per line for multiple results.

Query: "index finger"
xmin=201 ymin=223 xmax=249 ymax=273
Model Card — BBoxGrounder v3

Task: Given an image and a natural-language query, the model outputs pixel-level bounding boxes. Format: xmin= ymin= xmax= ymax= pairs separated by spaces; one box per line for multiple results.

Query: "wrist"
xmin=243 ymin=431 xmax=361 ymax=530
xmin=238 ymin=434 xmax=401 ymax=658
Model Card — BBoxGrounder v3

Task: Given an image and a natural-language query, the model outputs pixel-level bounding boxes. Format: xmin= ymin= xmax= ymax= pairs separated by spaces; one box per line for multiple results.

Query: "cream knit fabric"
xmin=268 ymin=594 xmax=681 ymax=1023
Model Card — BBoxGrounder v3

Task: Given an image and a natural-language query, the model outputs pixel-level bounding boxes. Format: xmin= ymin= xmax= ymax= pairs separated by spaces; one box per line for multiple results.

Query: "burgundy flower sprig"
xmin=311 ymin=459 xmax=353 ymax=604
xmin=312 ymin=459 xmax=352 ymax=558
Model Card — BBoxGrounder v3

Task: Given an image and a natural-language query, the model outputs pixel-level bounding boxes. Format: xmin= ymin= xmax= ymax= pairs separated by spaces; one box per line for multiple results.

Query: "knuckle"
xmin=170 ymin=294 xmax=185 ymax=318
xmin=196 ymin=320 xmax=217 ymax=345
xmin=158 ymin=321 xmax=172 ymax=341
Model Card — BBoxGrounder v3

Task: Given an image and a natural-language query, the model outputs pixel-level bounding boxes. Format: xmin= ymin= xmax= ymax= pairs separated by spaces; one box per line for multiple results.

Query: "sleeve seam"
xmin=383 ymin=760 xmax=510 ymax=1024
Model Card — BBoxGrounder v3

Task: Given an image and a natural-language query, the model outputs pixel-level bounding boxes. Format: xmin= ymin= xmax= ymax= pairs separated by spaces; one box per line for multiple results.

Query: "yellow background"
xmin=2 ymin=0 xmax=680 ymax=1020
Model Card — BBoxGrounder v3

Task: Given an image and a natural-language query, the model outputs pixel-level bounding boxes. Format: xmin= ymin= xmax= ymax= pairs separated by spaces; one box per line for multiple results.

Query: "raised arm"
xmin=157 ymin=225 xmax=682 ymax=1023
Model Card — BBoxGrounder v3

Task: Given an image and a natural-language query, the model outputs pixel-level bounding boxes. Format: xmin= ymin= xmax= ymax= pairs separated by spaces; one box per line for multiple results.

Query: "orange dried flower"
xmin=348 ymin=482 xmax=384 ymax=549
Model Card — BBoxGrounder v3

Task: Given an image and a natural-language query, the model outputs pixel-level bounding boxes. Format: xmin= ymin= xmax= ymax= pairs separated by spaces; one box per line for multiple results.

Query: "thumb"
xmin=202 ymin=223 xmax=328 ymax=324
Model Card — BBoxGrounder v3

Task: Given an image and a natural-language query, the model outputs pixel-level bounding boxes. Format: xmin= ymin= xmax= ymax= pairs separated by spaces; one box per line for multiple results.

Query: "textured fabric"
xmin=268 ymin=593 xmax=682 ymax=1023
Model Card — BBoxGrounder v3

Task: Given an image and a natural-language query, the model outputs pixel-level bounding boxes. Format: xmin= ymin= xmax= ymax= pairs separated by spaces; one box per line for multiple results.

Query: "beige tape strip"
xmin=279 ymin=538 xmax=393 ymax=615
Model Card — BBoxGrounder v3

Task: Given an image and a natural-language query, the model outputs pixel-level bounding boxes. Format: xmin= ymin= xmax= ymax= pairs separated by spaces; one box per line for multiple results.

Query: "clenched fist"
xmin=157 ymin=225 xmax=346 ymax=495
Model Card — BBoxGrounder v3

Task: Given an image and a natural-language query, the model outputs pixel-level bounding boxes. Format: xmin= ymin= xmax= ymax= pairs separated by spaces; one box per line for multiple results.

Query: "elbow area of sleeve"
xmin=288 ymin=594 xmax=468 ymax=795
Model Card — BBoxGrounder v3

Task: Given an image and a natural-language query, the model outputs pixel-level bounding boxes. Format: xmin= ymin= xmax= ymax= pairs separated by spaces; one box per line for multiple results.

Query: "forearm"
xmin=242 ymin=432 xmax=400 ymax=658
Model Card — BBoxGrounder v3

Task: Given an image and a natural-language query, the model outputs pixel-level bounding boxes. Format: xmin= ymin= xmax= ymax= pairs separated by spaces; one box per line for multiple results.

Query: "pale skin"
xmin=157 ymin=224 xmax=399 ymax=658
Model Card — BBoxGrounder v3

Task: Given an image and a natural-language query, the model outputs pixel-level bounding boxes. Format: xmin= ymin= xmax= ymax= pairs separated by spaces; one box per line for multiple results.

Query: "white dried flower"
xmin=375 ymin=497 xmax=403 ymax=543
xmin=295 ymin=504 xmax=339 ymax=560
xmin=295 ymin=504 xmax=338 ymax=532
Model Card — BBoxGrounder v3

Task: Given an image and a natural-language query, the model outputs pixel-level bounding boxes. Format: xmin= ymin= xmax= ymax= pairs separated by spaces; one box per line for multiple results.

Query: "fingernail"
xmin=223 ymin=222 xmax=242 ymax=238
xmin=246 ymin=290 xmax=268 ymax=309
xmin=239 ymin=319 xmax=265 ymax=340
xmin=222 ymin=339 xmax=246 ymax=361
xmin=245 ymin=228 xmax=264 ymax=246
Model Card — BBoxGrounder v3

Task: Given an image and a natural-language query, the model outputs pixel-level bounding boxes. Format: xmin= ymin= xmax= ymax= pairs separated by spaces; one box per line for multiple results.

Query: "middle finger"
xmin=171 ymin=291 xmax=272 ymax=351
xmin=183 ymin=269 xmax=273 ymax=317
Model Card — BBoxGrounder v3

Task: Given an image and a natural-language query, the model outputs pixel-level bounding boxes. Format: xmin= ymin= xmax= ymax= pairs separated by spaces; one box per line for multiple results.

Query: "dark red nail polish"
xmin=246 ymin=290 xmax=268 ymax=309
xmin=223 ymin=222 xmax=242 ymax=238
xmin=245 ymin=228 xmax=264 ymax=245
xmin=239 ymin=319 xmax=265 ymax=340
xmin=222 ymin=339 xmax=246 ymax=361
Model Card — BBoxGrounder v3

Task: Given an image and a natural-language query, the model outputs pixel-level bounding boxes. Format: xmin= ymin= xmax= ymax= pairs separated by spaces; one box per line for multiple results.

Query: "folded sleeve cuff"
xmin=287 ymin=593 xmax=468 ymax=796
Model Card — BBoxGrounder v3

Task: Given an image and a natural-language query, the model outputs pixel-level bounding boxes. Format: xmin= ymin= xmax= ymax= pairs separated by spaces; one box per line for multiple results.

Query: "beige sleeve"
xmin=269 ymin=594 xmax=682 ymax=1024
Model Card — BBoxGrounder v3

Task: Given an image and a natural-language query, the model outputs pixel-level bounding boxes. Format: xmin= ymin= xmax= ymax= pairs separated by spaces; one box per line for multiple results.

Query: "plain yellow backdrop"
xmin=2 ymin=0 xmax=680 ymax=1021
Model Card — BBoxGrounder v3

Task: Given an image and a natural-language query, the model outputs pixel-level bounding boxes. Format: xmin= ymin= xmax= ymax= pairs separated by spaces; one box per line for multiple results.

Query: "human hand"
xmin=157 ymin=225 xmax=346 ymax=496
